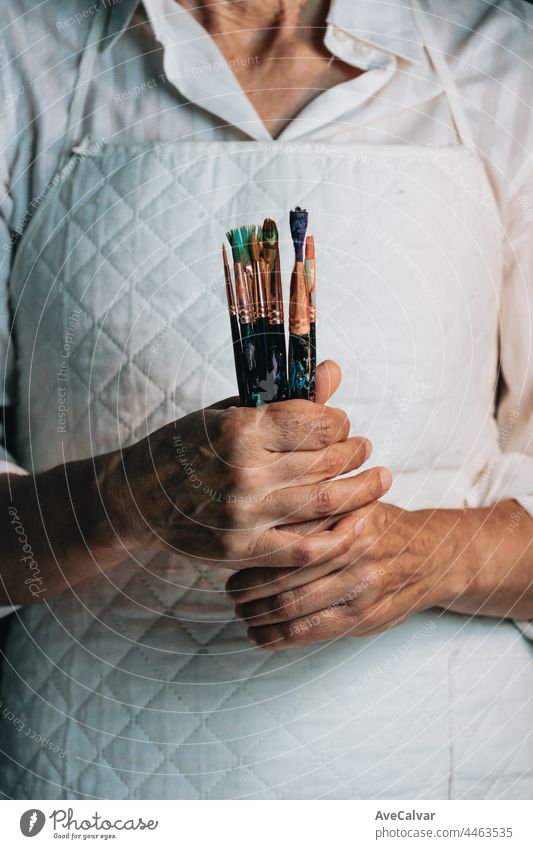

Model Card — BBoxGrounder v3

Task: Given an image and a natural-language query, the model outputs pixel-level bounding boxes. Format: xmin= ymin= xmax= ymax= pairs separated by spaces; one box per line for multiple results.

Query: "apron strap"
xmin=410 ymin=0 xmax=477 ymax=153
xmin=60 ymin=2 xmax=109 ymax=164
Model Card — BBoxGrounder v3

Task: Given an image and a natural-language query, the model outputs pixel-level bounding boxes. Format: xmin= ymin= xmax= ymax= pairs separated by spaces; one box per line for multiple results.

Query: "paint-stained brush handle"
xmin=305 ymin=235 xmax=316 ymax=402
xmin=240 ymin=322 xmax=262 ymax=407
xmin=289 ymin=332 xmax=311 ymax=399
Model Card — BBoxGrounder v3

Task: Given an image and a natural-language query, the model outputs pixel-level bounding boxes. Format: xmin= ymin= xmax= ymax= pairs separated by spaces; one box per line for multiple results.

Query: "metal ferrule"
xmin=235 ymin=263 xmax=253 ymax=325
xmin=254 ymin=261 xmax=269 ymax=320
xmin=269 ymin=309 xmax=284 ymax=325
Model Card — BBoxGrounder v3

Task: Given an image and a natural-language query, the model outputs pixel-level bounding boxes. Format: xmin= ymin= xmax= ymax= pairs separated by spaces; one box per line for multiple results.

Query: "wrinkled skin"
xmin=227 ymin=502 xmax=460 ymax=647
xmin=111 ymin=360 xmax=391 ymax=570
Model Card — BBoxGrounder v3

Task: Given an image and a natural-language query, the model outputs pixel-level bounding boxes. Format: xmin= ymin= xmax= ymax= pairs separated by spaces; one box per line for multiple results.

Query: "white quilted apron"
xmin=1 ymin=3 xmax=532 ymax=800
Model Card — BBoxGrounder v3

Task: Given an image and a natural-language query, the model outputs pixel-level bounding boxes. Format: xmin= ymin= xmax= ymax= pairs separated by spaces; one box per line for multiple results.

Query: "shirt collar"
xmin=101 ymin=0 xmax=140 ymax=51
xmin=326 ymin=0 xmax=423 ymax=66
xmin=103 ymin=0 xmax=424 ymax=65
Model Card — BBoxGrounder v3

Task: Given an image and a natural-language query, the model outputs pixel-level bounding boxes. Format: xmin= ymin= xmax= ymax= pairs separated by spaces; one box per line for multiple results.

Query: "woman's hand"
xmin=227 ymin=500 xmax=533 ymax=648
xmin=227 ymin=503 xmax=451 ymax=646
xmin=1 ymin=360 xmax=391 ymax=605
xmin=102 ymin=360 xmax=391 ymax=570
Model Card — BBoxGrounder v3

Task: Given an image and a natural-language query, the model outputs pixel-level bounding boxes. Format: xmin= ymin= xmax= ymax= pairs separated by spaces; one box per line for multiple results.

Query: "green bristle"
xmin=226 ymin=226 xmax=251 ymax=266
xmin=262 ymin=218 xmax=278 ymax=247
xmin=241 ymin=225 xmax=255 ymax=259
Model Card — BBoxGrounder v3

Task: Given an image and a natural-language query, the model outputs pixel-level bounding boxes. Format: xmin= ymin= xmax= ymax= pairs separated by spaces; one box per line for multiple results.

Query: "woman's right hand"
xmin=104 ymin=361 xmax=391 ymax=570
xmin=0 ymin=362 xmax=391 ymax=605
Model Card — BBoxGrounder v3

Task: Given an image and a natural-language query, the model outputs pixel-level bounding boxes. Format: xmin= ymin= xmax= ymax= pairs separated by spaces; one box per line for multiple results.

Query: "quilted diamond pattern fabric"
xmin=1 ymin=139 xmax=531 ymax=799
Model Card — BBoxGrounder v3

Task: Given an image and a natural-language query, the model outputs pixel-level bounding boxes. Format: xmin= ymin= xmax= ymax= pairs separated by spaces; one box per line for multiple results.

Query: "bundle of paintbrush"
xmin=223 ymin=209 xmax=316 ymax=406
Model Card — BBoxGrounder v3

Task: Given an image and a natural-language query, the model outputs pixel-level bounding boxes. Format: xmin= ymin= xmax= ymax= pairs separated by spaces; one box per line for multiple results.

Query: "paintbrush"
xmin=241 ymin=224 xmax=256 ymax=318
xmin=222 ymin=243 xmax=247 ymax=405
xmin=250 ymin=228 xmax=270 ymax=395
xmin=304 ymin=235 xmax=317 ymax=402
xmin=288 ymin=207 xmax=311 ymax=400
xmin=262 ymin=217 xmax=289 ymax=401
xmin=226 ymin=226 xmax=262 ymax=407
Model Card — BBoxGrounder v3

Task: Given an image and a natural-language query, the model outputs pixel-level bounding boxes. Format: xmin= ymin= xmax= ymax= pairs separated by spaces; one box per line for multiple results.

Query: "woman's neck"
xmin=181 ymin=0 xmax=320 ymax=33
xmin=180 ymin=0 xmax=329 ymax=53
xmin=178 ymin=0 xmax=362 ymax=138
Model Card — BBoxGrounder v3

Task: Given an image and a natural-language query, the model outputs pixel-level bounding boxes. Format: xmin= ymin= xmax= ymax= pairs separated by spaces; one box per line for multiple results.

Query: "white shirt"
xmin=1 ymin=0 xmax=532 ymax=619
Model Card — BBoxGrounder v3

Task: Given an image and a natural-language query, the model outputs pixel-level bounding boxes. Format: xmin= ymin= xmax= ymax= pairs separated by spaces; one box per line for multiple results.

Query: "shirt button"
xmin=354 ymin=41 xmax=372 ymax=57
xmin=332 ymin=26 xmax=348 ymax=42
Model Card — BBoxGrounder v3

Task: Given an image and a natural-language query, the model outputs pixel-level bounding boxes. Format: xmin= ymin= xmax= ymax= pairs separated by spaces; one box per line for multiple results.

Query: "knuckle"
xmin=361 ymin=583 xmax=380 ymax=608
xmin=315 ymin=482 xmax=333 ymax=515
xmin=322 ymin=444 xmax=341 ymax=478
xmin=350 ymin=589 xmax=379 ymax=623
xmin=223 ymin=407 xmax=257 ymax=447
xmin=274 ymin=589 xmax=299 ymax=620
xmin=292 ymin=540 xmax=313 ymax=567
xmin=359 ymin=605 xmax=381 ymax=630
xmin=316 ymin=413 xmax=336 ymax=446
xmin=317 ymin=410 xmax=349 ymax=446
xmin=268 ymin=406 xmax=299 ymax=441
xmin=281 ymin=619 xmax=304 ymax=642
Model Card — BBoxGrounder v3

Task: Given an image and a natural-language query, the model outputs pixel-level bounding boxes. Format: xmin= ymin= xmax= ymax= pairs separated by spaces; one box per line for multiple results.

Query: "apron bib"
xmin=1 ymin=1 xmax=531 ymax=801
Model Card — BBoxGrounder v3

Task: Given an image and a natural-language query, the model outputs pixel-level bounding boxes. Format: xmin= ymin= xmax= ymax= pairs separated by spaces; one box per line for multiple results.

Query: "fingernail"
xmin=379 ymin=468 xmax=393 ymax=490
xmin=247 ymin=626 xmax=260 ymax=644
xmin=363 ymin=439 xmax=372 ymax=461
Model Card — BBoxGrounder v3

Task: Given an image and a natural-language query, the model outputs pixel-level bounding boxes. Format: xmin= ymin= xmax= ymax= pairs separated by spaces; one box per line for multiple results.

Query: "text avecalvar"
xmin=375 ymin=811 xmax=436 ymax=821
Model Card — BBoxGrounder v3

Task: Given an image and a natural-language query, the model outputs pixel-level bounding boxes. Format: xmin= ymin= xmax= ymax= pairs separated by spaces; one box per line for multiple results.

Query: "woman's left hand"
xmin=226 ymin=502 xmax=467 ymax=648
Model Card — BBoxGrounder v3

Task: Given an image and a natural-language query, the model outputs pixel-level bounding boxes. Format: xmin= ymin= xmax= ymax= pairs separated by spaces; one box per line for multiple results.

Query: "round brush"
xmin=288 ymin=207 xmax=311 ymax=400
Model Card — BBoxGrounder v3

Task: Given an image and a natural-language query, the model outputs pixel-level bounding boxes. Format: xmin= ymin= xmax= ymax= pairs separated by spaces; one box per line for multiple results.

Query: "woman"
xmin=0 ymin=0 xmax=532 ymax=799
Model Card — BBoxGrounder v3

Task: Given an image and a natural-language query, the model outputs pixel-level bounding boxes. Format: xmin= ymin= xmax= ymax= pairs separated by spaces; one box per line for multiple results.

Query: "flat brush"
xmin=222 ymin=243 xmax=247 ymax=404
xmin=262 ymin=217 xmax=289 ymax=401
xmin=226 ymin=227 xmax=262 ymax=407
xmin=288 ymin=207 xmax=311 ymax=400
xmin=304 ymin=235 xmax=317 ymax=402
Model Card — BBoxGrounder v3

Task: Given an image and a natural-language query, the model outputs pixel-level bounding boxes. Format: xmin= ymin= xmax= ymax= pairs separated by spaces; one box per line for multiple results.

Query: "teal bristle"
xmin=241 ymin=225 xmax=256 ymax=258
xmin=290 ymin=206 xmax=308 ymax=262
xmin=226 ymin=226 xmax=252 ymax=266
xmin=262 ymin=218 xmax=278 ymax=248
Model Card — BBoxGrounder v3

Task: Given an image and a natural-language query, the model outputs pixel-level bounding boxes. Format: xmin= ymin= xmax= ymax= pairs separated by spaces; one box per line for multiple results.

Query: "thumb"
xmin=209 ymin=359 xmax=342 ymax=410
xmin=315 ymin=359 xmax=342 ymax=405
xmin=207 ymin=396 xmax=240 ymax=411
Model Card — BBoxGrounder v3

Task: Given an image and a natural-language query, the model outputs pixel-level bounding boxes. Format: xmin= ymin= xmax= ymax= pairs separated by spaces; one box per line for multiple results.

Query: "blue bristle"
xmin=290 ymin=206 xmax=308 ymax=262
